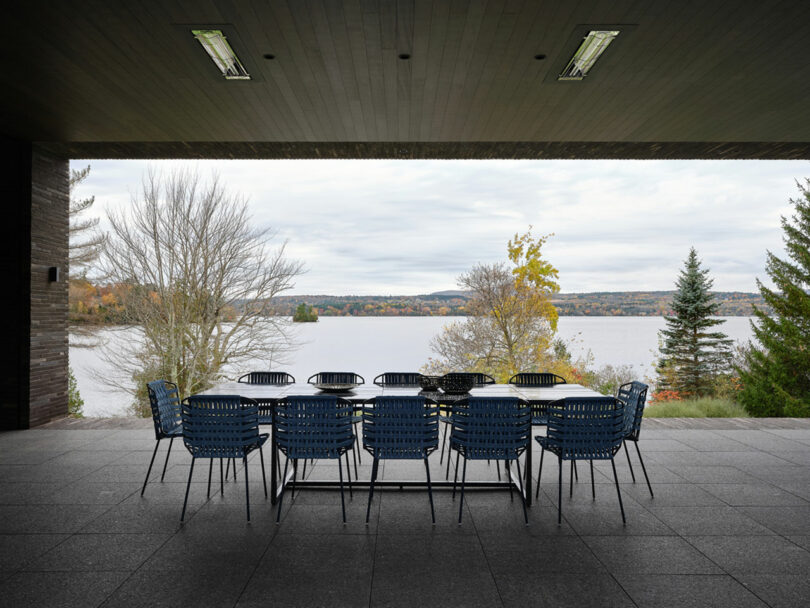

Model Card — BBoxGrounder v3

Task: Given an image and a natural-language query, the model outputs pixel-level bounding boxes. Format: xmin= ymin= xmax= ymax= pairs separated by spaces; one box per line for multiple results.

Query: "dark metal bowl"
xmin=418 ymin=375 xmax=441 ymax=392
xmin=439 ymin=373 xmax=475 ymax=395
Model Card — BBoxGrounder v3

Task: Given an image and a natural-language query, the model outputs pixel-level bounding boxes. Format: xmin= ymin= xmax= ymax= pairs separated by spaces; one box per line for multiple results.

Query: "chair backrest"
xmin=617 ymin=381 xmax=649 ymax=440
xmin=307 ymin=372 xmax=365 ymax=385
xmin=545 ymin=397 xmax=625 ymax=461
xmin=146 ymin=379 xmax=182 ymax=439
xmin=470 ymin=372 xmax=496 ymax=386
xmin=373 ymin=372 xmax=423 ymax=387
xmin=181 ymin=395 xmax=260 ymax=459
xmin=508 ymin=372 xmax=567 ymax=387
xmin=363 ymin=396 xmax=439 ymax=459
xmin=450 ymin=397 xmax=530 ymax=460
xmin=274 ymin=395 xmax=355 ymax=460
xmin=238 ymin=371 xmax=295 ymax=385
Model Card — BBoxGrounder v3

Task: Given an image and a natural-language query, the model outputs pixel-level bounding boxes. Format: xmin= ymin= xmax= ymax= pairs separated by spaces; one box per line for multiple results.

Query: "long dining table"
xmin=199 ymin=381 xmax=603 ymax=507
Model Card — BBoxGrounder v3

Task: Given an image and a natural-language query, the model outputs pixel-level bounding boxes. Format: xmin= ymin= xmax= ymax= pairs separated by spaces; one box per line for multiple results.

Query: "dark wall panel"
xmin=28 ymin=150 xmax=69 ymax=426
xmin=0 ymin=138 xmax=68 ymax=430
xmin=0 ymin=137 xmax=31 ymax=429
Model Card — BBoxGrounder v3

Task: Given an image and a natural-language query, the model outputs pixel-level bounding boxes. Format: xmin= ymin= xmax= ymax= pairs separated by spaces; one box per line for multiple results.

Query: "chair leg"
xmin=536 ymin=447 xmax=545 ymax=499
xmin=624 ymin=440 xmax=636 ymax=483
xmin=458 ymin=457 xmax=468 ymax=525
xmin=557 ymin=456 xmax=563 ymax=525
xmin=352 ymin=443 xmax=359 ymax=479
xmin=180 ymin=456 xmax=195 ymax=522
xmin=220 ymin=458 xmax=224 ymax=496
xmin=338 ymin=457 xmax=347 ymax=524
xmin=573 ymin=460 xmax=579 ymax=482
xmin=634 ymin=441 xmax=654 ymax=498
xmin=291 ymin=459 xmax=298 ymax=499
xmin=244 ymin=455 xmax=251 ymax=522
xmin=590 ymin=460 xmax=595 ymax=500
xmin=445 ymin=440 xmax=453 ymax=481
xmin=439 ymin=423 xmax=447 ymax=464
xmin=141 ymin=439 xmax=160 ymax=496
xmin=259 ymin=447 xmax=268 ymax=499
xmin=610 ymin=458 xmax=626 ymax=524
xmin=366 ymin=456 xmax=379 ymax=524
xmin=569 ymin=460 xmax=574 ymax=498
xmin=232 ymin=458 xmax=237 ymax=480
xmin=514 ymin=456 xmax=529 ymax=525
xmin=355 ymin=432 xmax=362 ymax=465
xmin=506 ymin=460 xmax=514 ymax=502
xmin=207 ymin=458 xmax=213 ymax=499
xmin=424 ymin=457 xmax=435 ymax=524
xmin=345 ymin=451 xmax=353 ymax=500
xmin=276 ymin=457 xmax=289 ymax=523
xmin=302 ymin=458 xmax=307 ymax=480
xmin=452 ymin=452 xmax=460 ymax=499
xmin=496 ymin=459 xmax=502 ymax=481
xmin=160 ymin=436 xmax=174 ymax=482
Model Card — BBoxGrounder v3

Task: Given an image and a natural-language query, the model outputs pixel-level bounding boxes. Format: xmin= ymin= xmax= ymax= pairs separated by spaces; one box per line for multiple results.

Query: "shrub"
xmin=644 ymin=397 xmax=748 ymax=418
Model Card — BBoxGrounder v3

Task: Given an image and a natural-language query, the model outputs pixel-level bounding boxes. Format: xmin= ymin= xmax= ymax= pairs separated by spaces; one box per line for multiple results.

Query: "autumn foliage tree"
xmin=424 ymin=229 xmax=561 ymax=381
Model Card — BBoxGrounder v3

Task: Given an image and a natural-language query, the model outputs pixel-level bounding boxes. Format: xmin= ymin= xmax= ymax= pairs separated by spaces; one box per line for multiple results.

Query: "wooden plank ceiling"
xmin=3 ymin=0 xmax=810 ymax=159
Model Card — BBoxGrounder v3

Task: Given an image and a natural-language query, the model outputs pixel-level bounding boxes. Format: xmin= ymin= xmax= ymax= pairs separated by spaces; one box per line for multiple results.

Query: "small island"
xmin=293 ymin=303 xmax=319 ymax=322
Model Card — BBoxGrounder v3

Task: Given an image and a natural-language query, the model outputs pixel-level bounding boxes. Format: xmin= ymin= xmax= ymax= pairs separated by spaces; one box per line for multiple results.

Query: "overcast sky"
xmin=71 ymin=159 xmax=809 ymax=295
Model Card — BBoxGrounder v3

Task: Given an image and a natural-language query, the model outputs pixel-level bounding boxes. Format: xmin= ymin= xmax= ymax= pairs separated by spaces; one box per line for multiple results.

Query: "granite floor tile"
xmin=685 ymin=535 xmax=810 ymax=574
xmin=646 ymin=506 xmax=775 ymax=536
xmin=27 ymin=533 xmax=169 ymax=572
xmin=583 ymin=536 xmax=723 ymax=575
xmin=0 ymin=570 xmax=129 ymax=608
xmin=737 ymin=574 xmax=810 ymax=608
xmin=618 ymin=574 xmax=768 ymax=607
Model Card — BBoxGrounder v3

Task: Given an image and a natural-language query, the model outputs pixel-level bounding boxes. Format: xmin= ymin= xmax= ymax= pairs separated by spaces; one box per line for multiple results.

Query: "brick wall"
xmin=28 ymin=150 xmax=69 ymax=426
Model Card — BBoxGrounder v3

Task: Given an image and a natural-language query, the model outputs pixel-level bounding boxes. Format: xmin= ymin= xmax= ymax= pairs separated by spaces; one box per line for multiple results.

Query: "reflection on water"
xmin=70 ymin=316 xmax=755 ymax=417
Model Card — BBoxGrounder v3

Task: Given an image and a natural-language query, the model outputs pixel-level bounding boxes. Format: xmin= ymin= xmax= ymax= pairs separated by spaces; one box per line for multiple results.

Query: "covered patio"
xmin=2 ymin=1 xmax=810 ymax=606
xmin=2 ymin=419 xmax=810 ymax=607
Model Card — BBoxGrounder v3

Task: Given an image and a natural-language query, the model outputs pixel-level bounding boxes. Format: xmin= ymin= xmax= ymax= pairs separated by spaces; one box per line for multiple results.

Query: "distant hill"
xmin=271 ymin=291 xmax=766 ymax=317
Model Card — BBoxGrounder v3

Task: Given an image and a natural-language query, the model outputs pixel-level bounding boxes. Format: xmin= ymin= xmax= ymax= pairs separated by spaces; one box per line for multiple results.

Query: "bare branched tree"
xmin=98 ymin=167 xmax=303 ymax=415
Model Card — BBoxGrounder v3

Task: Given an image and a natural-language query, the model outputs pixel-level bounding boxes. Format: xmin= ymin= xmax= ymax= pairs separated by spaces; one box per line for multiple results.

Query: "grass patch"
xmin=644 ymin=397 xmax=749 ymax=418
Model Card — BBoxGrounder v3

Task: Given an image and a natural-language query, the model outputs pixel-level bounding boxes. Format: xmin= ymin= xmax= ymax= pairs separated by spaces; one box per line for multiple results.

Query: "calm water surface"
xmin=70 ymin=316 xmax=755 ymax=417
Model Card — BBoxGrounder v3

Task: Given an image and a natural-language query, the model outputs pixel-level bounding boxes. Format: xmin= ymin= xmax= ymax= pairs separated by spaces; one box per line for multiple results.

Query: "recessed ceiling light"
xmin=558 ymin=30 xmax=619 ymax=80
xmin=398 ymin=53 xmax=411 ymax=60
xmin=263 ymin=53 xmax=276 ymax=60
xmin=534 ymin=54 xmax=546 ymax=60
xmin=192 ymin=29 xmax=250 ymax=80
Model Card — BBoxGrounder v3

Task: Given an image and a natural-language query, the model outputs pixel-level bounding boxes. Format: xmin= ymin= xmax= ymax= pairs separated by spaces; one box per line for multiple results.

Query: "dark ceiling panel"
xmin=4 ymin=0 xmax=810 ymax=158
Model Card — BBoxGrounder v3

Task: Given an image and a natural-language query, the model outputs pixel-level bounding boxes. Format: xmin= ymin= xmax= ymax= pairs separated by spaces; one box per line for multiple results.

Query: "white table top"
xmin=199 ymin=382 xmax=602 ymax=403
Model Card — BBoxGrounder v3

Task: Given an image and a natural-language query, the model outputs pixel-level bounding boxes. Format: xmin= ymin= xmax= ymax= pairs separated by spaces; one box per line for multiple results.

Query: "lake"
xmin=70 ymin=316 xmax=756 ymax=417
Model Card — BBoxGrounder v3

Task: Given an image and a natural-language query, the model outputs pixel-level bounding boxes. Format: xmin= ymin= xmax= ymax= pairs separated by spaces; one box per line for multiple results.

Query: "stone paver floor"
xmin=1 ymin=421 xmax=810 ymax=607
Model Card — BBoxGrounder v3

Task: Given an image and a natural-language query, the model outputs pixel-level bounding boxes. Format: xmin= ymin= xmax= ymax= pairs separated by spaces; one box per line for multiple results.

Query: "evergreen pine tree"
xmin=738 ymin=180 xmax=810 ymax=416
xmin=656 ymin=248 xmax=733 ymax=397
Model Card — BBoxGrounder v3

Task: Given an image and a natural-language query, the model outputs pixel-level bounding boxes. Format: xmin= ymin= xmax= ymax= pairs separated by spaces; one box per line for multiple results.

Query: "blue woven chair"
xmin=535 ymin=397 xmax=627 ymax=524
xmin=274 ymin=395 xmax=356 ymax=523
xmin=439 ymin=372 xmax=496 ymax=472
xmin=142 ymin=380 xmax=184 ymax=496
xmin=509 ymin=372 xmax=567 ymax=426
xmin=238 ymin=371 xmax=295 ymax=385
xmin=307 ymin=372 xmax=365 ymax=474
xmin=180 ymin=395 xmax=268 ymax=522
xmin=508 ymin=372 xmax=567 ymax=387
xmin=363 ymin=396 xmax=440 ymax=523
xmin=372 ymin=372 xmax=423 ymax=387
xmin=450 ymin=397 xmax=531 ymax=524
xmin=617 ymin=381 xmax=653 ymax=497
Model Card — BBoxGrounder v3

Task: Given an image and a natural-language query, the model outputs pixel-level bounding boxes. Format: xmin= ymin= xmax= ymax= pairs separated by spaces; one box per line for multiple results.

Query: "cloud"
xmin=71 ymin=158 xmax=809 ymax=295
